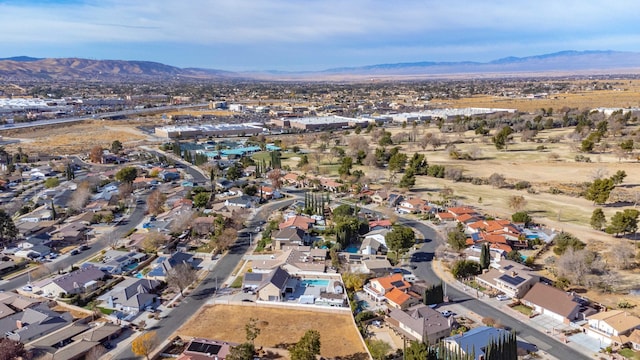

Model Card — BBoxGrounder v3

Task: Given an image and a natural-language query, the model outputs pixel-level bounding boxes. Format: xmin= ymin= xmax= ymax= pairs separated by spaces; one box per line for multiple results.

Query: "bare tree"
xmin=214 ymin=228 xmax=237 ymax=253
xmin=89 ymin=146 xmax=103 ymax=163
xmin=119 ymin=182 xmax=133 ymax=202
xmin=166 ymin=262 xmax=198 ymax=296
xmin=347 ymin=136 xmax=369 ymax=158
xmin=170 ymin=210 xmax=195 ymax=234
xmin=267 ymin=168 xmax=283 ymax=190
xmin=146 ymin=189 xmax=166 ymax=216
xmin=556 ymin=248 xmax=591 ymax=286
xmin=142 ymin=231 xmax=167 ymax=253
xmin=609 ymin=242 xmax=636 ymax=270
xmin=591 ymin=167 xmax=609 ymax=181
xmin=488 ymin=173 xmax=506 ymax=188
xmin=69 ymin=181 xmax=91 ymax=212
xmin=508 ymin=195 xmax=527 ymax=212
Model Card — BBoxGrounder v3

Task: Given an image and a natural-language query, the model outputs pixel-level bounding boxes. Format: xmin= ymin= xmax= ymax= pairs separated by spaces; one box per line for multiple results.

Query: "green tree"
xmin=226 ymin=164 xmax=242 ymax=180
xmin=387 ymin=152 xmax=408 ymax=173
xmin=385 ymin=225 xmax=416 ymax=259
xmin=245 ymin=318 xmax=261 ymax=345
xmin=620 ymin=139 xmax=634 ymax=152
xmin=585 ymin=178 xmax=615 ymax=205
xmin=480 ymin=243 xmax=491 ymax=269
xmin=606 ymin=209 xmax=640 ymax=237
xmin=44 ymin=177 xmax=60 ymax=189
xmin=226 ymin=342 xmax=255 ymax=360
xmin=193 ymin=192 xmax=210 ymax=208
xmin=399 ymin=168 xmax=416 ymax=189
xmin=511 ymin=211 xmax=532 ymax=226
xmin=338 ymin=156 xmax=353 ymax=177
xmin=115 ymin=166 xmax=138 ymax=184
xmin=404 ymin=341 xmax=429 ymax=360
xmin=423 ymin=283 xmax=444 ymax=305
xmin=298 ymin=154 xmax=309 ymax=167
xmin=0 ymin=209 xmax=18 ymax=248
xmin=367 ymin=339 xmax=391 ymax=360
xmin=290 ymin=329 xmax=321 ymax=360
xmin=611 ymin=170 xmax=627 ymax=185
xmin=451 ymin=260 xmax=481 ymax=279
xmin=590 ymin=208 xmax=606 ymax=230
xmin=408 ymin=153 xmax=428 ymax=175
xmin=492 ymin=126 xmax=513 ymax=150
xmin=553 ymin=232 xmax=585 ymax=255
xmin=111 ymin=140 xmax=123 ymax=154
xmin=581 ymin=138 xmax=595 ymax=152
xmin=447 ymin=223 xmax=467 ymax=251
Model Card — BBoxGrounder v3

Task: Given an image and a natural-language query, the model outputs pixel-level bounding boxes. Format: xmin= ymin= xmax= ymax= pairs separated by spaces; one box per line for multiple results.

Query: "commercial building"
xmin=154 ymin=123 xmax=265 ymax=139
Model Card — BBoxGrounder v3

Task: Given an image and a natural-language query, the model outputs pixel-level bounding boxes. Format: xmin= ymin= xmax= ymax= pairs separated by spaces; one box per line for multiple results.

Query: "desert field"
xmin=177 ymin=304 xmax=367 ymax=359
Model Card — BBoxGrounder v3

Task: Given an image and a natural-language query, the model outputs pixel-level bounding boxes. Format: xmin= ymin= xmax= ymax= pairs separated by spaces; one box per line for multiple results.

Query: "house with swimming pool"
xmin=254 ymin=266 xmax=346 ymax=307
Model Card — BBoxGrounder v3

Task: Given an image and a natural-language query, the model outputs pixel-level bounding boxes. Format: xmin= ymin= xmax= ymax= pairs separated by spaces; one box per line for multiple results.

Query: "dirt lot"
xmin=177 ymin=304 xmax=366 ymax=359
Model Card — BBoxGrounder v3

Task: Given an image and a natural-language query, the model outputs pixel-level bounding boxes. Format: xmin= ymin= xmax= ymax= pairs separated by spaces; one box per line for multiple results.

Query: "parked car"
xmin=441 ymin=310 xmax=453 ymax=317
xmin=22 ymin=285 xmax=33 ymax=292
xmin=496 ymin=294 xmax=510 ymax=301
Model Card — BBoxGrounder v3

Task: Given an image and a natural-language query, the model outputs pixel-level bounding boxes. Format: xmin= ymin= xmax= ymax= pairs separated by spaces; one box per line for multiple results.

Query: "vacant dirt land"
xmin=177 ymin=304 xmax=366 ymax=359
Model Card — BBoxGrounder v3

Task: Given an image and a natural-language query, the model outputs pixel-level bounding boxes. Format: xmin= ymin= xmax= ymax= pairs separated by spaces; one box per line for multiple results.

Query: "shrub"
xmin=514 ymin=181 xmax=531 ymax=190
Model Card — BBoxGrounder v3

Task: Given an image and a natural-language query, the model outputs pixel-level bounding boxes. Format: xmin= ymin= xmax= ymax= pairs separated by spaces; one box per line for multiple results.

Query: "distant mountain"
xmin=314 ymin=50 xmax=640 ymax=77
xmin=0 ymin=57 xmax=237 ymax=80
xmin=1 ymin=51 xmax=639 ymax=81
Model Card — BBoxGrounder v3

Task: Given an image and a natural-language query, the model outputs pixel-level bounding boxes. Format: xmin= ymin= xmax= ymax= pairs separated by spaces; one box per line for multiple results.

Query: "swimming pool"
xmin=525 ymin=234 xmax=539 ymax=239
xmin=344 ymin=245 xmax=359 ymax=253
xmin=301 ymin=279 xmax=330 ymax=287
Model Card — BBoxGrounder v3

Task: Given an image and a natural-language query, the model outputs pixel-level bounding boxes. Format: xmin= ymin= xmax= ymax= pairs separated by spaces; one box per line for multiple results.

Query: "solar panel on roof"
xmin=390 ymin=280 xmax=406 ymax=287
xmin=497 ymin=274 xmax=526 ymax=286
xmin=187 ymin=341 xmax=222 ymax=355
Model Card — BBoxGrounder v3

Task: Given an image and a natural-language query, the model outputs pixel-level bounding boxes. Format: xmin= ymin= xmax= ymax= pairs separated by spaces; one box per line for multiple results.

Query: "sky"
xmin=1 ymin=0 xmax=639 ymax=71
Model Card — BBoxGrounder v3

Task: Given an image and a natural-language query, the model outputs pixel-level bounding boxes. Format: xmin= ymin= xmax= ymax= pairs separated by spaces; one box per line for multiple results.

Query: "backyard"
xmin=177 ymin=304 xmax=366 ymax=358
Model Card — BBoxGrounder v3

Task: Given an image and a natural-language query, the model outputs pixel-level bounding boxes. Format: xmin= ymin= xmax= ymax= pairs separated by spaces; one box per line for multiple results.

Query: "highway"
xmin=0 ymin=103 xmax=208 ymax=131
xmin=114 ymin=198 xmax=295 ymax=360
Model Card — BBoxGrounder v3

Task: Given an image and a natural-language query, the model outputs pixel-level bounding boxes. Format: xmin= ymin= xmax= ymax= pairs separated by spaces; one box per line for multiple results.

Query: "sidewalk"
xmin=431 ymin=260 xmax=601 ymax=360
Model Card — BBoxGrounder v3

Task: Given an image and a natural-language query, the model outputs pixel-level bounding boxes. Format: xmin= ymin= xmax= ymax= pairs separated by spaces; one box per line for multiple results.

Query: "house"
xmin=387 ymin=304 xmax=453 ymax=343
xmin=177 ymin=338 xmax=237 ymax=360
xmin=364 ymin=273 xmax=411 ymax=303
xmin=50 ymin=221 xmax=87 ymax=245
xmin=369 ymin=219 xmax=392 ymax=230
xmin=0 ymin=304 xmax=73 ymax=342
xmin=435 ymin=212 xmax=456 ymax=222
xmin=362 ymin=259 xmax=393 ymax=277
xmin=259 ymin=186 xmax=282 ymax=200
xmin=99 ymin=277 xmax=161 ymax=313
xmin=33 ymin=265 xmax=105 ymax=297
xmin=148 ymin=252 xmax=195 ymax=280
xmin=520 ymin=283 xmax=581 ymax=323
xmin=279 ymin=215 xmax=315 ymax=231
xmin=385 ymin=287 xmax=421 ymax=309
xmin=443 ymin=326 xmax=512 ymax=360
xmin=0 ymin=292 xmax=42 ymax=310
xmin=475 ymin=259 xmax=538 ymax=298
xmin=83 ymin=249 xmax=147 ymax=275
xmin=371 ymin=191 xmax=388 ymax=205
xmin=160 ymin=171 xmax=181 ymax=182
xmin=361 ymin=229 xmax=389 ymax=255
xmin=397 ymin=198 xmax=426 ymax=214
xmin=273 ymin=227 xmax=308 ymax=249
xmin=586 ymin=310 xmax=640 ymax=346
xmin=387 ymin=193 xmax=404 ymax=207
xmin=224 ymin=195 xmax=255 ymax=208
xmin=256 ymin=267 xmax=296 ymax=302
xmin=242 ymin=272 xmax=266 ymax=291
xmin=192 ymin=216 xmax=216 ymax=236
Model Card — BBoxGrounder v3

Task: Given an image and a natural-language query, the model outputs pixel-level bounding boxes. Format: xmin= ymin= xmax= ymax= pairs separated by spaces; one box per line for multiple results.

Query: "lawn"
xmin=512 ymin=304 xmax=533 ymax=316
xmin=619 ymin=348 xmax=640 ymax=359
xmin=177 ymin=304 xmax=366 ymax=358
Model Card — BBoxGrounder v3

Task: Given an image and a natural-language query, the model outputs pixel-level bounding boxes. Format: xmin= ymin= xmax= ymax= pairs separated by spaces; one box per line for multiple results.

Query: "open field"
xmin=177 ymin=304 xmax=366 ymax=359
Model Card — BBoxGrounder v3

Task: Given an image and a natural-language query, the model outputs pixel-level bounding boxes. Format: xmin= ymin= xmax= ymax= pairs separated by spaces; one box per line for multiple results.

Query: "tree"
xmin=289 ymin=329 xmax=321 ymax=360
xmin=480 ymin=243 xmax=490 ymax=269
xmin=610 ymin=241 xmax=635 ymax=270
xmin=341 ymin=272 xmax=365 ymax=291
xmin=267 ymin=168 xmax=283 ymax=190
xmin=337 ymin=156 xmax=353 ymax=177
xmin=245 ymin=317 xmax=262 ymax=345
xmin=0 ymin=209 xmax=18 ymax=248
xmin=447 ymin=223 xmax=467 ymax=251
xmin=111 ymin=140 xmax=123 ymax=154
xmin=146 ymin=189 xmax=166 ymax=215
xmin=484 ymin=331 xmax=518 ymax=360
xmin=213 ymin=228 xmax=238 ymax=252
xmin=590 ymin=208 xmax=607 ymax=230
xmin=385 ymin=225 xmax=415 ymax=259
xmin=423 ymin=283 xmax=444 ymax=305
xmin=585 ymin=178 xmax=615 ymax=205
xmin=44 ymin=177 xmax=60 ymax=189
xmin=488 ymin=173 xmax=506 ymax=188
xmin=115 ymin=166 xmax=138 ymax=184
xmin=611 ymin=170 xmax=627 ymax=185
xmin=606 ymin=209 xmax=640 ymax=237
xmin=166 ymin=262 xmax=197 ymax=296
xmin=507 ymin=195 xmax=526 ymax=212
xmin=553 ymin=232 xmax=585 ymax=255
xmin=451 ymin=260 xmax=481 ymax=279
xmin=492 ymin=126 xmax=513 ymax=150
xmin=367 ymin=339 xmax=391 ymax=360
xmin=227 ymin=342 xmax=256 ymax=360
xmin=193 ymin=192 xmax=210 ymax=208
xmin=511 ymin=211 xmax=532 ymax=226
xmin=131 ymin=331 xmax=157 ymax=360
xmin=89 ymin=145 xmax=103 ymax=163
xmin=0 ymin=338 xmax=31 ymax=360
xmin=387 ymin=152 xmax=407 ymax=173
xmin=399 ymin=168 xmax=416 ymax=189
xmin=556 ymin=248 xmax=591 ymax=286
xmin=142 ymin=231 xmax=167 ymax=253
xmin=404 ymin=340 xmax=429 ymax=360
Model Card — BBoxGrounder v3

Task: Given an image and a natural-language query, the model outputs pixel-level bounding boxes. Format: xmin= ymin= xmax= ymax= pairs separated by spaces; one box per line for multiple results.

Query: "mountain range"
xmin=1 ymin=50 xmax=639 ymax=81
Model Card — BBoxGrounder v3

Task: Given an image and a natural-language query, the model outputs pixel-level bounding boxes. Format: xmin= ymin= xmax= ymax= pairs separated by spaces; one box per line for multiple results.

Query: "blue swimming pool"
xmin=344 ymin=245 xmax=359 ymax=253
xmin=525 ymin=234 xmax=539 ymax=239
xmin=301 ymin=279 xmax=330 ymax=287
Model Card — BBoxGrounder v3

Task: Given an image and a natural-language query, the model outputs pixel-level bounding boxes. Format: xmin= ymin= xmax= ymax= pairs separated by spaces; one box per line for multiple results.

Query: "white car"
xmin=22 ymin=285 xmax=33 ymax=292
xmin=496 ymin=294 xmax=510 ymax=301
xmin=441 ymin=310 xmax=453 ymax=317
